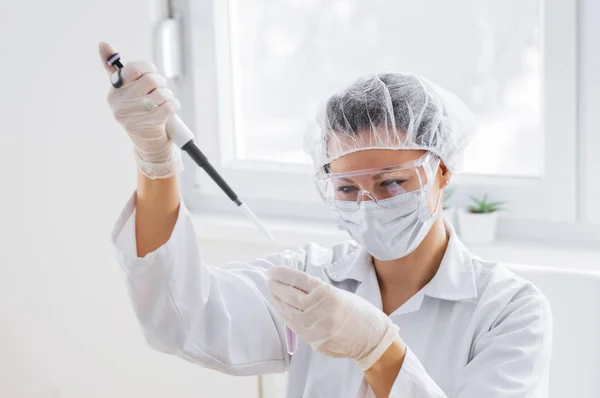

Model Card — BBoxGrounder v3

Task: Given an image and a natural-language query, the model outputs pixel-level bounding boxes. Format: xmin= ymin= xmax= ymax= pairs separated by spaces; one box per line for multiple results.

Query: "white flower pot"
xmin=442 ymin=207 xmax=457 ymax=228
xmin=458 ymin=210 xmax=499 ymax=245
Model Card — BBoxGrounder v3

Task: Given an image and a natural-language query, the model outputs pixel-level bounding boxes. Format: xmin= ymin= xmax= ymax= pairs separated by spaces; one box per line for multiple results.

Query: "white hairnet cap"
xmin=305 ymin=73 xmax=477 ymax=175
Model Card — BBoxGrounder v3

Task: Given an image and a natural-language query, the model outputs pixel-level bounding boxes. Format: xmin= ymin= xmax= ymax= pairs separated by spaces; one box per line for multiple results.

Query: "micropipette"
xmin=106 ymin=51 xmax=276 ymax=243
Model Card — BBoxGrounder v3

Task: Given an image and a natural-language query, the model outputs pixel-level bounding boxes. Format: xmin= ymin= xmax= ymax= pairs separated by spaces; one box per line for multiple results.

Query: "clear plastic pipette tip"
xmin=239 ymin=203 xmax=277 ymax=243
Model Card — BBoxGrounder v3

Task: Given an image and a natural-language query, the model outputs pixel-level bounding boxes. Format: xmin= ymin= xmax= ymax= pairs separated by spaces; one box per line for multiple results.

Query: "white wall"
xmin=0 ymin=1 xmax=257 ymax=397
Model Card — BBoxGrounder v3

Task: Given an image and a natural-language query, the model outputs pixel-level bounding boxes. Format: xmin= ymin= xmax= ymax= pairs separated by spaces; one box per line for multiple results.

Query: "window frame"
xmin=579 ymin=0 xmax=600 ymax=225
xmin=174 ymin=0 xmax=587 ymax=238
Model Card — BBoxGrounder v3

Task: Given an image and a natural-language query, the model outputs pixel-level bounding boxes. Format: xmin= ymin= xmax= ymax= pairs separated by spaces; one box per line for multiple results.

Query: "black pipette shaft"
xmin=180 ymin=141 xmax=242 ymax=206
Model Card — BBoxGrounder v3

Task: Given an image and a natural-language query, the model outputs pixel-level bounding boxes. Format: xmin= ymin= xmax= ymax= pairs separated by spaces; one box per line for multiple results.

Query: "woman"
xmin=100 ymin=42 xmax=552 ymax=397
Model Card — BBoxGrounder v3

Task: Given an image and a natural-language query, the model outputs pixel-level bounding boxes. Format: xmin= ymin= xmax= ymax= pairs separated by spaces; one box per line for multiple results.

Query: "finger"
xmin=122 ymin=73 xmax=167 ymax=98
xmin=150 ymin=98 xmax=180 ymax=120
xmin=270 ymin=282 xmax=331 ymax=318
xmin=107 ymin=73 xmax=167 ymax=105
xmin=274 ymin=303 xmax=305 ymax=333
xmin=272 ymin=293 xmax=331 ymax=328
xmin=142 ymin=88 xmax=174 ymax=111
xmin=302 ymin=283 xmax=334 ymax=310
xmin=98 ymin=41 xmax=119 ymax=76
xmin=268 ymin=266 xmax=322 ymax=293
xmin=114 ymin=98 xmax=179 ymax=127
xmin=112 ymin=88 xmax=175 ymax=114
xmin=269 ymin=279 xmax=309 ymax=310
xmin=113 ymin=63 xmax=159 ymax=90
xmin=271 ymin=295 xmax=304 ymax=323
xmin=295 ymin=295 xmax=335 ymax=328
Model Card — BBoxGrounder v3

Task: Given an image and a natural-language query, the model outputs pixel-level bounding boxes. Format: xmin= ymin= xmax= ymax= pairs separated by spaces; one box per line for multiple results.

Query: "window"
xmin=176 ymin=0 xmax=585 ymax=238
xmin=227 ymin=0 xmax=543 ymax=177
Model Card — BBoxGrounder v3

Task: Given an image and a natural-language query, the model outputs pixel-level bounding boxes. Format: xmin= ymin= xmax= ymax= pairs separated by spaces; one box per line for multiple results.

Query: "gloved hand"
xmin=268 ymin=266 xmax=401 ymax=371
xmin=98 ymin=42 xmax=183 ymax=179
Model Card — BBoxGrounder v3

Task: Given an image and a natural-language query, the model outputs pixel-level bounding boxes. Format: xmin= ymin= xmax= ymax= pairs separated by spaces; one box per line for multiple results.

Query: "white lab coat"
xmin=112 ymin=194 xmax=552 ymax=398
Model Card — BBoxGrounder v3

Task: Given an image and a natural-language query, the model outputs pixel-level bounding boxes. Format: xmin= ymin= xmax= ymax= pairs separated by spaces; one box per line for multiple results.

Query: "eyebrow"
xmin=337 ymin=169 xmax=406 ymax=184
xmin=373 ymin=166 xmax=407 ymax=180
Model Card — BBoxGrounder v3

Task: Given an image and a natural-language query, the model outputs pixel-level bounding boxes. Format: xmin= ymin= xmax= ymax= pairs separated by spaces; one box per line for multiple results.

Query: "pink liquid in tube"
xmin=285 ymin=326 xmax=297 ymax=355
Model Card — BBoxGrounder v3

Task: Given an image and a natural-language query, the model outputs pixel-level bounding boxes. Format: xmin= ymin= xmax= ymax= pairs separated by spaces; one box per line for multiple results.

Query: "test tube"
xmin=281 ymin=250 xmax=299 ymax=356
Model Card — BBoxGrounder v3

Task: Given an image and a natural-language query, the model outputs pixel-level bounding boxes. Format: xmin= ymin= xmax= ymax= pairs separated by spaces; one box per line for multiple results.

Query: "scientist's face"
xmin=328 ymin=149 xmax=449 ymax=213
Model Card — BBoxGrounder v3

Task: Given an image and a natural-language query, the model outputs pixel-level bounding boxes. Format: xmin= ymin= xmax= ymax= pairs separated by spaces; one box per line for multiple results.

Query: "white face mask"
xmin=336 ymin=189 xmax=441 ymax=261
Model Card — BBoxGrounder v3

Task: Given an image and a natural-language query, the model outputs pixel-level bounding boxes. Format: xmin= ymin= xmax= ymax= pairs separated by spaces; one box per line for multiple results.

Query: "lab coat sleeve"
xmin=111 ymin=193 xmax=289 ymax=376
xmin=387 ymin=290 xmax=552 ymax=397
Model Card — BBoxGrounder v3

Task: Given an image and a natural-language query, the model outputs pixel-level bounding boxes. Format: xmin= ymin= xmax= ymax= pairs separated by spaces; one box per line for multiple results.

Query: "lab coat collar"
xmin=325 ymin=243 xmax=373 ymax=283
xmin=325 ymin=221 xmax=478 ymax=302
xmin=422 ymin=222 xmax=478 ymax=301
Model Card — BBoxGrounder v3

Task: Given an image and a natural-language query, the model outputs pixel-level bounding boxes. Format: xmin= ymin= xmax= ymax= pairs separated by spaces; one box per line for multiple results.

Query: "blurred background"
xmin=1 ymin=0 xmax=599 ymax=397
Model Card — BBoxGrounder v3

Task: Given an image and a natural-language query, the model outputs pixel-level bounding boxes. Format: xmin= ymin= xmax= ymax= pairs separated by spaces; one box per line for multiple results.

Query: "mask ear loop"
xmin=418 ymin=156 xmax=443 ymax=222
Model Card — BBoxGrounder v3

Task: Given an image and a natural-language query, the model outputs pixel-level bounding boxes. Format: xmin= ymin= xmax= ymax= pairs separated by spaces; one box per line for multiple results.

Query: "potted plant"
xmin=442 ymin=185 xmax=457 ymax=226
xmin=458 ymin=194 xmax=506 ymax=245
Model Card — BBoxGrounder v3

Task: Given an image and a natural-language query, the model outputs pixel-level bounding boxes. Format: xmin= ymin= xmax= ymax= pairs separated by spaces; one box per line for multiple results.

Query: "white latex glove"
xmin=99 ymin=42 xmax=183 ymax=179
xmin=268 ymin=266 xmax=401 ymax=371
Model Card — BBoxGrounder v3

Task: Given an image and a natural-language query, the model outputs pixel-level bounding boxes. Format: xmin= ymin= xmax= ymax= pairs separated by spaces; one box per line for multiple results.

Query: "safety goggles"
xmin=314 ymin=152 xmax=440 ymax=211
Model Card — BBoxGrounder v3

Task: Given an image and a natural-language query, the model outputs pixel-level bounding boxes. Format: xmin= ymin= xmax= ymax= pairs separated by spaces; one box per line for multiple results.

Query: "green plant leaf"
xmin=466 ymin=193 xmax=508 ymax=213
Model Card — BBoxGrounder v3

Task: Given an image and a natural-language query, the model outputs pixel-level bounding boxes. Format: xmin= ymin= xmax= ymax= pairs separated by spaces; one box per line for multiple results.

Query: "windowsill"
xmin=191 ymin=211 xmax=600 ymax=271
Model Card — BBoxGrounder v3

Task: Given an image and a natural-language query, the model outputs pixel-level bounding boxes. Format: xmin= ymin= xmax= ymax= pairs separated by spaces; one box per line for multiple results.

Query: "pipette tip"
xmin=239 ymin=203 xmax=277 ymax=243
